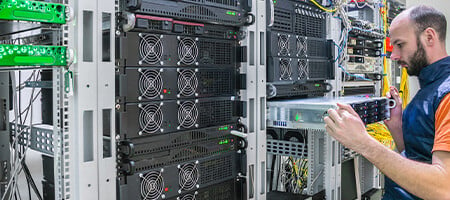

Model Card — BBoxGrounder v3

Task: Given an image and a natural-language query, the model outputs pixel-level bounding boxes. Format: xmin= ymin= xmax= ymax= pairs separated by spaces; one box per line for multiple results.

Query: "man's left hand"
xmin=323 ymin=103 xmax=374 ymax=153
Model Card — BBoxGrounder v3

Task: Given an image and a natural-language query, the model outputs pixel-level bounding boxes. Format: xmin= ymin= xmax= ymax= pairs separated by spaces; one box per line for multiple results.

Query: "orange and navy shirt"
xmin=432 ymin=93 xmax=450 ymax=153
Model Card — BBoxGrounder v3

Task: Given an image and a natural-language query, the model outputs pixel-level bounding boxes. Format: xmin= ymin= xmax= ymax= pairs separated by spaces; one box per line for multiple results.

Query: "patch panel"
xmin=0 ymin=44 xmax=67 ymax=66
xmin=0 ymin=0 xmax=66 ymax=24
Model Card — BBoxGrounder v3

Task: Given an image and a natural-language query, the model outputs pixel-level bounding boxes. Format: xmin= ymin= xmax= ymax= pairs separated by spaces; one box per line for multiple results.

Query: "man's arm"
xmin=324 ymin=103 xmax=450 ymax=199
xmin=362 ymin=140 xmax=450 ymax=199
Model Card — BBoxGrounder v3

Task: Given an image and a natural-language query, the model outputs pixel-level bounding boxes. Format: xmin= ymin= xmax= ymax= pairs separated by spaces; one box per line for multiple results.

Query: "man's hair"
xmin=409 ymin=5 xmax=447 ymax=41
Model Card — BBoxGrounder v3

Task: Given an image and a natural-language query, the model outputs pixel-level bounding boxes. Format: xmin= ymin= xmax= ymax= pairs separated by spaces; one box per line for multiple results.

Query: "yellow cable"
xmin=366 ymin=123 xmax=396 ymax=150
xmin=400 ymin=68 xmax=410 ymax=108
xmin=382 ymin=0 xmax=390 ymax=96
xmin=310 ymin=0 xmax=337 ymax=12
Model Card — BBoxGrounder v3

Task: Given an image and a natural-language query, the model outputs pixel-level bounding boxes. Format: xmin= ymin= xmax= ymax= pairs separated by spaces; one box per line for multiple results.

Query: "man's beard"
xmin=398 ymin=39 xmax=429 ymax=76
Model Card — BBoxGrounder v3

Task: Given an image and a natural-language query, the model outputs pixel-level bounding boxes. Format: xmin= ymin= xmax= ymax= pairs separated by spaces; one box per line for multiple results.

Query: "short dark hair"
xmin=409 ymin=5 xmax=447 ymax=41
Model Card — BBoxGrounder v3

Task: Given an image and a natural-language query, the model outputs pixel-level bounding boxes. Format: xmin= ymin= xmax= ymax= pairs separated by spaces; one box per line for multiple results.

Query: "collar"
xmin=418 ymin=56 xmax=450 ymax=88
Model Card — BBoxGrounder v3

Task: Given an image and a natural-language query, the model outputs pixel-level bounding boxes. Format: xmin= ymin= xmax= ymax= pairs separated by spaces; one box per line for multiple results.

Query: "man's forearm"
xmin=387 ymin=124 xmax=405 ymax=152
xmin=361 ymin=139 xmax=450 ymax=199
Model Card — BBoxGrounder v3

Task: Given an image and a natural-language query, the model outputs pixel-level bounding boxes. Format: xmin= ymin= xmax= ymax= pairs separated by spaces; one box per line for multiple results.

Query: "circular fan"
xmin=296 ymin=37 xmax=307 ymax=57
xmin=278 ymin=34 xmax=290 ymax=56
xmin=139 ymin=69 xmax=163 ymax=99
xmin=139 ymin=34 xmax=163 ymax=65
xmin=279 ymin=59 xmax=292 ymax=80
xmin=180 ymin=194 xmax=196 ymax=200
xmin=298 ymin=60 xmax=308 ymax=80
xmin=139 ymin=104 xmax=163 ymax=134
xmin=178 ymin=70 xmax=198 ymax=97
xmin=178 ymin=101 xmax=198 ymax=129
xmin=140 ymin=171 xmax=164 ymax=200
xmin=178 ymin=37 xmax=198 ymax=65
xmin=179 ymin=163 xmax=199 ymax=191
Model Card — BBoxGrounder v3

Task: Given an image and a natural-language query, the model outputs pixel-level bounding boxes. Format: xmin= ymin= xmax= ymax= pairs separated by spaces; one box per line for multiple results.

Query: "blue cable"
xmin=327 ymin=0 xmax=333 ymax=6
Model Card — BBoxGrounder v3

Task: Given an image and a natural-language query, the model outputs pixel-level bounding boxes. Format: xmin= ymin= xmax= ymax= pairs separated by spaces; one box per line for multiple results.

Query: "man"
xmin=324 ymin=5 xmax=450 ymax=199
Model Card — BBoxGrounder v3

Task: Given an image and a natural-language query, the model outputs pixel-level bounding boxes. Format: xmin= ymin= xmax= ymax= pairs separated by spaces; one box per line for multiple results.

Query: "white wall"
xmin=404 ymin=0 xmax=450 ymax=98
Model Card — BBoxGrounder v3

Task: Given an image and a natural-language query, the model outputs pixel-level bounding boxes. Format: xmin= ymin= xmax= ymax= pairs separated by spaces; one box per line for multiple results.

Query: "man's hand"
xmin=323 ymin=103 xmax=375 ymax=153
xmin=384 ymin=86 xmax=405 ymax=151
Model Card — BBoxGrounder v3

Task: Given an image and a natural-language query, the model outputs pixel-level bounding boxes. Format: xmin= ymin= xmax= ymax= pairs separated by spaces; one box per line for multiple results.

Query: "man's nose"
xmin=390 ymin=48 xmax=400 ymax=61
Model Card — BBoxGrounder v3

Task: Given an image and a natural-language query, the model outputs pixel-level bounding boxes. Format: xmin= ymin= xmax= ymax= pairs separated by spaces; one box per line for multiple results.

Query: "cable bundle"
xmin=281 ymin=157 xmax=308 ymax=193
xmin=366 ymin=122 xmax=396 ymax=150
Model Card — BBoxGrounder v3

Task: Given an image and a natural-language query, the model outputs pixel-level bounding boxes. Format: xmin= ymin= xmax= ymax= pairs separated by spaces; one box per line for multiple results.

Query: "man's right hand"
xmin=384 ymin=86 xmax=405 ymax=151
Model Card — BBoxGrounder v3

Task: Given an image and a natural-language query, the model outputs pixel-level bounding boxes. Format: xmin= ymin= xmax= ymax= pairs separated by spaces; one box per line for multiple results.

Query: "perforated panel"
xmin=198 ymin=40 xmax=233 ymax=65
xmin=199 ymin=154 xmax=233 ymax=184
xmin=294 ymin=10 xmax=326 ymax=38
xmin=273 ymin=8 xmax=292 ymax=32
xmin=198 ymin=100 xmax=233 ymax=125
xmin=307 ymin=60 xmax=332 ymax=79
xmin=266 ymin=139 xmax=308 ymax=158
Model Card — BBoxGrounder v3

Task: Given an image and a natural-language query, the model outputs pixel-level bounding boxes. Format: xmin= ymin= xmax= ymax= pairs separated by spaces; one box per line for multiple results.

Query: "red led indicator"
xmin=165 ymin=187 xmax=169 ymax=192
xmin=163 ymin=89 xmax=167 ymax=93
xmin=231 ymin=139 xmax=234 ymax=142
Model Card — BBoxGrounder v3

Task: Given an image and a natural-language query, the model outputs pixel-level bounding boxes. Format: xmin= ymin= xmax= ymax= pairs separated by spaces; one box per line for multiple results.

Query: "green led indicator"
xmin=274 ymin=0 xmax=277 ymax=3
xmin=168 ymin=91 xmax=171 ymax=94
xmin=295 ymin=114 xmax=300 ymax=121
xmin=226 ymin=11 xmax=236 ymax=16
xmin=315 ymin=84 xmax=321 ymax=87
xmin=168 ymin=58 xmax=171 ymax=61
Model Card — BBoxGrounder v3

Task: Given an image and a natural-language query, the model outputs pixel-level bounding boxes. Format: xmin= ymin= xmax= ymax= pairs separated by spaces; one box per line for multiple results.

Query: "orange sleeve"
xmin=432 ymin=93 xmax=450 ymax=153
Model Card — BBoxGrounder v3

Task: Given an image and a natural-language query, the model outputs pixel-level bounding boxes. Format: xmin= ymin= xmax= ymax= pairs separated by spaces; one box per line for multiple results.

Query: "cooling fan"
xmin=178 ymin=69 xmax=198 ymax=97
xmin=178 ymin=161 xmax=200 ymax=192
xmin=177 ymin=101 xmax=198 ymax=129
xmin=138 ymin=103 xmax=163 ymax=135
xmin=298 ymin=59 xmax=308 ymax=80
xmin=177 ymin=192 xmax=198 ymax=200
xmin=279 ymin=59 xmax=292 ymax=81
xmin=178 ymin=37 xmax=199 ymax=65
xmin=278 ymin=34 xmax=290 ymax=56
xmin=138 ymin=68 xmax=163 ymax=100
xmin=296 ymin=36 xmax=307 ymax=57
xmin=139 ymin=34 xmax=163 ymax=65
xmin=140 ymin=170 xmax=164 ymax=200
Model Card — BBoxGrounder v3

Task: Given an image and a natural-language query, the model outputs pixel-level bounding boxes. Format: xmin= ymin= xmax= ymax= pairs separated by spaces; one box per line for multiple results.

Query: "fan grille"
xmin=298 ymin=60 xmax=308 ymax=80
xmin=279 ymin=59 xmax=292 ymax=80
xmin=139 ymin=104 xmax=163 ymax=134
xmin=139 ymin=34 xmax=163 ymax=65
xmin=178 ymin=69 xmax=198 ymax=97
xmin=178 ymin=101 xmax=198 ymax=128
xmin=140 ymin=171 xmax=164 ymax=200
xmin=180 ymin=194 xmax=196 ymax=200
xmin=278 ymin=34 xmax=290 ymax=56
xmin=178 ymin=37 xmax=198 ymax=65
xmin=179 ymin=163 xmax=200 ymax=191
xmin=139 ymin=69 xmax=163 ymax=99
xmin=296 ymin=37 xmax=307 ymax=57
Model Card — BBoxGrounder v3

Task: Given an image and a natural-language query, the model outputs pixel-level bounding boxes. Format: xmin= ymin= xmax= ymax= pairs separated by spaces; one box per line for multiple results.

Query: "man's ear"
xmin=423 ymin=27 xmax=438 ymax=46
